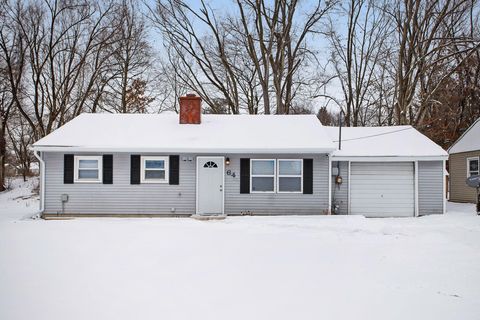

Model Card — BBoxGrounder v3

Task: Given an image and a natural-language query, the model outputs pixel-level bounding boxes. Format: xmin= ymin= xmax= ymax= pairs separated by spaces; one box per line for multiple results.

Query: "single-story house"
xmin=448 ymin=118 xmax=480 ymax=203
xmin=32 ymin=95 xmax=448 ymax=218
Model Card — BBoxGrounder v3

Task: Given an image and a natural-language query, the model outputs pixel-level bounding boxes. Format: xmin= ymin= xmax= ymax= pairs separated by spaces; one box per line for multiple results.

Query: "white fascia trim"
xmin=443 ymin=159 xmax=447 ymax=214
xmin=331 ymin=156 xmax=448 ymax=161
xmin=32 ymin=146 xmax=336 ymax=154
xmin=33 ymin=151 xmax=45 ymax=213
xmin=328 ymin=154 xmax=332 ymax=214
xmin=347 ymin=161 xmax=351 ymax=215
xmin=414 ymin=160 xmax=419 ymax=217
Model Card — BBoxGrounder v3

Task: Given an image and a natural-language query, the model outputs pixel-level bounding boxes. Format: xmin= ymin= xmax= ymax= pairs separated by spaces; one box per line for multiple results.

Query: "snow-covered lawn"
xmin=1 ymin=179 xmax=479 ymax=320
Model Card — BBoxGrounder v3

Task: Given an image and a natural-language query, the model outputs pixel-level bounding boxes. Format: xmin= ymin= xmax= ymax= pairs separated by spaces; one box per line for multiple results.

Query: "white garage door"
xmin=350 ymin=162 xmax=415 ymax=217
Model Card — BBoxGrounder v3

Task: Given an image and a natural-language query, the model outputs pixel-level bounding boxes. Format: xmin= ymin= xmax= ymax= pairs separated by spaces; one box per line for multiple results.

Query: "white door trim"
xmin=443 ymin=159 xmax=447 ymax=214
xmin=347 ymin=161 xmax=351 ymax=215
xmin=196 ymin=156 xmax=225 ymax=215
xmin=328 ymin=154 xmax=332 ymax=214
xmin=415 ymin=160 xmax=419 ymax=217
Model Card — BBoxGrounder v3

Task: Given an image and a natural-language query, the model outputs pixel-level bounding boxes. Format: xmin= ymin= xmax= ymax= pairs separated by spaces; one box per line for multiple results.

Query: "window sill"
xmin=73 ymin=180 xmax=102 ymax=184
xmin=277 ymin=191 xmax=303 ymax=194
xmin=140 ymin=180 xmax=169 ymax=184
xmin=250 ymin=191 xmax=275 ymax=194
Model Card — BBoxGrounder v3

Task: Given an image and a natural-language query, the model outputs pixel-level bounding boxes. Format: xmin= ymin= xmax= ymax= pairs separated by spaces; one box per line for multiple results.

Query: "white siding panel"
xmin=350 ymin=162 xmax=415 ymax=217
xmin=418 ymin=161 xmax=444 ymax=215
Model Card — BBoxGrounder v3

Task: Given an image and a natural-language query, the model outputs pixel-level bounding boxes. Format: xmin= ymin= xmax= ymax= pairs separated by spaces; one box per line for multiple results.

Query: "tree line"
xmin=1 ymin=0 xmax=479 ymax=190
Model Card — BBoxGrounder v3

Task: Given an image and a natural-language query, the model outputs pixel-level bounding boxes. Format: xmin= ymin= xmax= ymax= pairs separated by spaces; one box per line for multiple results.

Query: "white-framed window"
xmin=250 ymin=159 xmax=276 ymax=193
xmin=141 ymin=156 xmax=169 ymax=183
xmin=467 ymin=157 xmax=479 ymax=177
xmin=277 ymin=159 xmax=303 ymax=193
xmin=74 ymin=156 xmax=102 ymax=183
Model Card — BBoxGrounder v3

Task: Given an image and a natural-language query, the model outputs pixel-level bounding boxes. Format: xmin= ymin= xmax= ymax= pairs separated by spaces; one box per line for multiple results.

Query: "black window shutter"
xmin=169 ymin=155 xmax=180 ymax=185
xmin=303 ymin=159 xmax=313 ymax=194
xmin=130 ymin=155 xmax=141 ymax=184
xmin=240 ymin=158 xmax=250 ymax=194
xmin=64 ymin=154 xmax=74 ymax=184
xmin=103 ymin=155 xmax=113 ymax=184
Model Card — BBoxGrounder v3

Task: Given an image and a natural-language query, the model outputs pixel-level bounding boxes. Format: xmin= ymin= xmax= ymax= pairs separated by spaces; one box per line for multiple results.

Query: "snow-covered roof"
xmin=33 ymin=113 xmax=336 ymax=153
xmin=448 ymin=118 xmax=480 ymax=154
xmin=325 ymin=126 xmax=448 ymax=159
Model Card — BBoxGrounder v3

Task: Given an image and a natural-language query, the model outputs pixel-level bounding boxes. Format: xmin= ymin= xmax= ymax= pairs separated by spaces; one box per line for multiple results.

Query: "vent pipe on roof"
xmin=179 ymin=94 xmax=202 ymax=124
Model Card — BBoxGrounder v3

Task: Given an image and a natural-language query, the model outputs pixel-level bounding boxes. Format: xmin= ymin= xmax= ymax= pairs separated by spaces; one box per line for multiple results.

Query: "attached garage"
xmin=349 ymin=162 xmax=415 ymax=217
xmin=326 ymin=126 xmax=448 ymax=217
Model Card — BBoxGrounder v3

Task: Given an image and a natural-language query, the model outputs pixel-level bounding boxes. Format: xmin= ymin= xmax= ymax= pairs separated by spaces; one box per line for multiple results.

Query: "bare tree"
xmin=3 ymin=0 xmax=118 ymax=139
xmin=103 ymin=0 xmax=154 ymax=113
xmin=326 ymin=0 xmax=393 ymax=126
xmin=6 ymin=111 xmax=35 ymax=181
xmin=0 ymin=1 xmax=26 ymax=190
xmin=150 ymin=0 xmax=242 ymax=114
xmin=149 ymin=0 xmax=335 ymax=114
xmin=236 ymin=0 xmax=336 ymax=114
xmin=417 ymin=8 xmax=480 ymax=147
xmin=390 ymin=0 xmax=480 ymax=125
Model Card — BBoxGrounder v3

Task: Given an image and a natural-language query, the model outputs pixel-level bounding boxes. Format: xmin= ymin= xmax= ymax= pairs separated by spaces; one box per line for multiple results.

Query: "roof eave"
xmin=32 ymin=146 xmax=336 ymax=154
xmin=331 ymin=155 xmax=448 ymax=161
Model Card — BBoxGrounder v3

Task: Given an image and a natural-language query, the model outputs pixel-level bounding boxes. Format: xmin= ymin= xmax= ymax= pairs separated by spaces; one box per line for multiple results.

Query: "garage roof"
xmin=33 ymin=113 xmax=336 ymax=153
xmin=325 ymin=126 xmax=448 ymax=159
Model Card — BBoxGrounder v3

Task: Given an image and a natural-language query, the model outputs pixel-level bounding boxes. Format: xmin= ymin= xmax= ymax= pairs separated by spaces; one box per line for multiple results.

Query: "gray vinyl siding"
xmin=43 ymin=152 xmax=330 ymax=215
xmin=224 ymin=154 xmax=330 ymax=215
xmin=331 ymin=161 xmax=348 ymax=215
xmin=418 ymin=160 xmax=444 ymax=215
xmin=44 ymin=152 xmax=196 ymax=215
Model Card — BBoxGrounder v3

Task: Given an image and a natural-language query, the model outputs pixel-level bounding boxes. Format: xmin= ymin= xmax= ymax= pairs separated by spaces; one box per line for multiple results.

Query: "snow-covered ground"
xmin=1 ymin=179 xmax=479 ymax=320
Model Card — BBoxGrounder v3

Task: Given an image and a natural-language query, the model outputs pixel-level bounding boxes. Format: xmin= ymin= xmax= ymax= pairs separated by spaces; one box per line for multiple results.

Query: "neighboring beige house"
xmin=448 ymin=118 xmax=480 ymax=203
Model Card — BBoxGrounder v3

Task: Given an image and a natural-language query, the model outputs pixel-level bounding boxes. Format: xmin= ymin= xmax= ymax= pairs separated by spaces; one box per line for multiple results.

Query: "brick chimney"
xmin=179 ymin=94 xmax=201 ymax=124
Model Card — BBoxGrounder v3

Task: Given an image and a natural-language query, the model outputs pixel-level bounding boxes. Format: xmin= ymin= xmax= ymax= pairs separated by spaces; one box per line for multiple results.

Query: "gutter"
xmin=33 ymin=150 xmax=45 ymax=213
xmin=330 ymin=155 xmax=449 ymax=161
xmin=31 ymin=146 xmax=338 ymax=154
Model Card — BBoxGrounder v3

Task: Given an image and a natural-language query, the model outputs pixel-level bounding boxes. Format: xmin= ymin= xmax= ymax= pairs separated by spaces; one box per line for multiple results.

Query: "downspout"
xmin=328 ymin=153 xmax=332 ymax=215
xmin=33 ymin=150 xmax=45 ymax=213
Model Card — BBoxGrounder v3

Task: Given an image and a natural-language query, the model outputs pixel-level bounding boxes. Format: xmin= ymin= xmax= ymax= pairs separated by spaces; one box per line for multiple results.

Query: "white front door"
xmin=196 ymin=157 xmax=224 ymax=215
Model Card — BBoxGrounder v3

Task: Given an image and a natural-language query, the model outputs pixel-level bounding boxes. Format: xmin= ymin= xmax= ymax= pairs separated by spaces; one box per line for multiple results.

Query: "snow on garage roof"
xmin=33 ymin=113 xmax=336 ymax=153
xmin=325 ymin=126 xmax=448 ymax=159
xmin=448 ymin=118 xmax=480 ymax=154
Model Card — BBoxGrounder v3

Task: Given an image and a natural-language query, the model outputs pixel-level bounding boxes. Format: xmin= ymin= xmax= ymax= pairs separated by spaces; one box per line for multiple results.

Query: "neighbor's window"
xmin=141 ymin=156 xmax=169 ymax=183
xmin=251 ymin=159 xmax=276 ymax=192
xmin=467 ymin=157 xmax=479 ymax=177
xmin=277 ymin=159 xmax=303 ymax=193
xmin=74 ymin=156 xmax=102 ymax=183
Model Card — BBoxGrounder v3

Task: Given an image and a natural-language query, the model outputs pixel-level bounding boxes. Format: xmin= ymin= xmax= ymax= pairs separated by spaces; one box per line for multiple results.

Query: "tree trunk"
xmin=0 ymin=127 xmax=6 ymax=192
